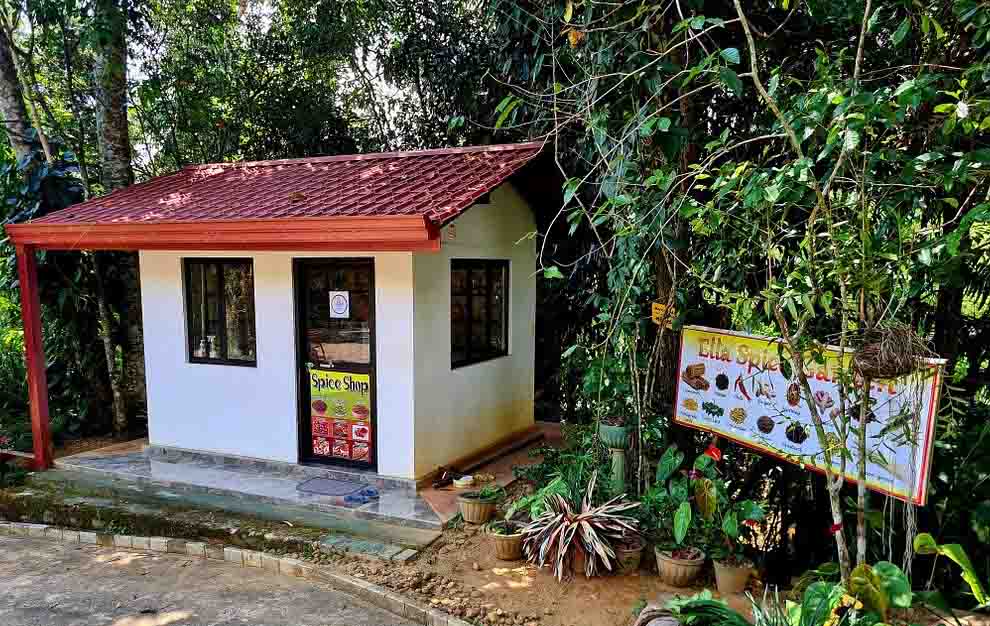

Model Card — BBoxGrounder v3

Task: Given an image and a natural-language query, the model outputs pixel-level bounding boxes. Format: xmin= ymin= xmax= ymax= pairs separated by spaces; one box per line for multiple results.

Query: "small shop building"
xmin=7 ymin=142 xmax=547 ymax=484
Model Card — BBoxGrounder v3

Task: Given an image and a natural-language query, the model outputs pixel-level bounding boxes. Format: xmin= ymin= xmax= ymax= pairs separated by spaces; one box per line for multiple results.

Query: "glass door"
xmin=295 ymin=259 xmax=375 ymax=469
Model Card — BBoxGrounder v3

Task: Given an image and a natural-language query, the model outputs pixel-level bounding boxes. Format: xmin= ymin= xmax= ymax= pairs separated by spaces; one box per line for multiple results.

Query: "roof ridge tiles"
xmin=181 ymin=140 xmax=546 ymax=171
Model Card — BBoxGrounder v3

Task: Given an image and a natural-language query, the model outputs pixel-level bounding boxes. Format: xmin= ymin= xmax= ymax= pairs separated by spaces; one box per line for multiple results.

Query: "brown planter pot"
xmin=655 ymin=547 xmax=706 ymax=587
xmin=458 ymin=494 xmax=497 ymax=525
xmin=614 ymin=538 xmax=645 ymax=575
xmin=713 ymin=560 xmax=752 ymax=594
xmin=489 ymin=524 xmax=524 ymax=561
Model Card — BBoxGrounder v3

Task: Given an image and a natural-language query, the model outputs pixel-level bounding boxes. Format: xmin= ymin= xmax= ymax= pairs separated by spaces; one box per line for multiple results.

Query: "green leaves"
xmin=914 ymin=533 xmax=989 ymax=605
xmin=736 ymin=500 xmax=765 ymax=522
xmin=719 ymin=67 xmax=743 ymax=97
xmin=674 ymin=501 xmax=692 ymax=544
xmin=656 ymin=446 xmax=684 ymax=484
xmin=847 ymin=562 xmax=912 ymax=620
xmin=694 ymin=478 xmax=717 ymax=520
xmin=872 ymin=562 xmax=912 ymax=610
xmin=850 ymin=563 xmax=889 ymax=619
xmin=543 ymin=266 xmax=565 ymax=280
xmin=494 ymin=96 xmax=520 ymax=129
xmin=892 ymin=17 xmax=911 ymax=46
xmin=721 ymin=511 xmax=739 ymax=540
xmin=720 ymin=48 xmax=740 ymax=65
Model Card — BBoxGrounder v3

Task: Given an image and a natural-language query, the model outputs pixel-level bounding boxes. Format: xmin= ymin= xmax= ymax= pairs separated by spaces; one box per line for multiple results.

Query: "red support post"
xmin=15 ymin=244 xmax=52 ymax=470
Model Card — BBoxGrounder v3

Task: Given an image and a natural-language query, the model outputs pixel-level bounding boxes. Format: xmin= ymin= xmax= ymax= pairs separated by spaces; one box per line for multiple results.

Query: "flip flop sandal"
xmin=432 ymin=467 xmax=461 ymax=489
xmin=344 ymin=494 xmax=370 ymax=506
xmin=358 ymin=487 xmax=380 ymax=499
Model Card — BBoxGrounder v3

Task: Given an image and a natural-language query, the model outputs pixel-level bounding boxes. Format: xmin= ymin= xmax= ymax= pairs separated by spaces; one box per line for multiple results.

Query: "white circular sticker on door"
xmin=328 ymin=291 xmax=350 ymax=319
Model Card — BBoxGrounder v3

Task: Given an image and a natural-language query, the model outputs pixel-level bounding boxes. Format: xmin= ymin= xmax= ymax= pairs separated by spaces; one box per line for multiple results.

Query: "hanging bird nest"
xmin=852 ymin=322 xmax=933 ymax=380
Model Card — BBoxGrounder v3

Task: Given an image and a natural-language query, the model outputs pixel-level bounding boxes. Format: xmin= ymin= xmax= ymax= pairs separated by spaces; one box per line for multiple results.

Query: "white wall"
xmin=140 ymin=250 xmax=416 ymax=479
xmin=412 ymin=184 xmax=537 ymax=478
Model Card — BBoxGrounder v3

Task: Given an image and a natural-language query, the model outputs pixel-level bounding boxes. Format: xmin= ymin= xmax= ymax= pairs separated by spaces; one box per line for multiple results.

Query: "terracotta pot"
xmin=458 ymin=493 xmax=497 ymax=524
xmin=572 ymin=545 xmax=588 ymax=577
xmin=598 ymin=422 xmax=629 ymax=450
xmin=713 ymin=559 xmax=752 ymax=594
xmin=655 ymin=547 xmax=706 ymax=587
xmin=614 ymin=538 xmax=645 ymax=575
xmin=489 ymin=523 xmax=524 ymax=561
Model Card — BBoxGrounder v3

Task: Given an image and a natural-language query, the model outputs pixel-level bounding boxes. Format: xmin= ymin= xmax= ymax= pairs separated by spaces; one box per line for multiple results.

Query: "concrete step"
xmin=37 ymin=464 xmax=442 ymax=549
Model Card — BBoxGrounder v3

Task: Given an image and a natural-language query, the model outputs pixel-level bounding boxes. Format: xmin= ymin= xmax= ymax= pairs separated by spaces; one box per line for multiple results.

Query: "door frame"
xmin=293 ymin=257 xmax=378 ymax=471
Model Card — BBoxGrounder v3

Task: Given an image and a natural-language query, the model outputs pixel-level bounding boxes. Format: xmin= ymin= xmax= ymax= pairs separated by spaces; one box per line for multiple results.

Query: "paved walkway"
xmin=0 ymin=536 xmax=414 ymax=626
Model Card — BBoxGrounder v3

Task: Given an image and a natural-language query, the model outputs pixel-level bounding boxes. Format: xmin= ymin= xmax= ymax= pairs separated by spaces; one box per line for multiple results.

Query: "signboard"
xmin=651 ymin=302 xmax=673 ymax=328
xmin=309 ymin=369 xmax=372 ymax=464
xmin=328 ymin=291 xmax=350 ymax=319
xmin=674 ymin=325 xmax=943 ymax=505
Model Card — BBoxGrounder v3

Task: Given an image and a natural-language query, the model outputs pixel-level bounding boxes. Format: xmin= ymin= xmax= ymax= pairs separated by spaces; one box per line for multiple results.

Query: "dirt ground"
xmin=322 ymin=521 xmax=755 ymax=626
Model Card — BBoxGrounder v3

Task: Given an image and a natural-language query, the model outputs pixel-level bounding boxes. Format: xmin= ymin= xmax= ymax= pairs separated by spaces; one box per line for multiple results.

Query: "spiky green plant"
xmin=520 ymin=471 xmax=639 ymax=580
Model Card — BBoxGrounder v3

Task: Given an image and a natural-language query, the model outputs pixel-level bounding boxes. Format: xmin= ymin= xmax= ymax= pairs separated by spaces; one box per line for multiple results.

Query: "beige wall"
xmin=411 ymin=184 xmax=537 ymax=478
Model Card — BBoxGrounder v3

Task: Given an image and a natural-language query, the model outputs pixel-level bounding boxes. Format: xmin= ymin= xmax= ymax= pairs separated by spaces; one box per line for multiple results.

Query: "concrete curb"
xmin=0 ymin=520 xmax=471 ymax=626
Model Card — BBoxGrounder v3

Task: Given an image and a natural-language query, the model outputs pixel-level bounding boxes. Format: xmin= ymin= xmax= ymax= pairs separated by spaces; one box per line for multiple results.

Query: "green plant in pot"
xmin=488 ymin=516 xmax=526 ymax=561
xmin=613 ymin=530 xmax=646 ymax=575
xmin=692 ymin=445 xmax=765 ymax=595
xmin=521 ymin=471 xmax=639 ymax=580
xmin=646 ymin=445 xmax=713 ymax=587
xmin=458 ymin=485 xmax=504 ymax=525
xmin=576 ymin=345 xmax=633 ymax=494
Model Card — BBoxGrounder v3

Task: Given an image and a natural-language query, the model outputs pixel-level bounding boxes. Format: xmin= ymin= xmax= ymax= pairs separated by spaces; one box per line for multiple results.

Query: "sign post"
xmin=673 ymin=325 xmax=943 ymax=505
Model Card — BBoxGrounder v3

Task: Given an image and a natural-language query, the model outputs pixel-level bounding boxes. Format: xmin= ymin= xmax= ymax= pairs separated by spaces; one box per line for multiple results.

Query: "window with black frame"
xmin=184 ymin=259 xmax=257 ymax=365
xmin=451 ymin=259 xmax=509 ymax=368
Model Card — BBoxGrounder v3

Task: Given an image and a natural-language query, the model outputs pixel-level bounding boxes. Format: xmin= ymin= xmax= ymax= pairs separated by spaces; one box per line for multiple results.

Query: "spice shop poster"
xmin=309 ymin=369 xmax=372 ymax=464
xmin=674 ymin=326 xmax=943 ymax=505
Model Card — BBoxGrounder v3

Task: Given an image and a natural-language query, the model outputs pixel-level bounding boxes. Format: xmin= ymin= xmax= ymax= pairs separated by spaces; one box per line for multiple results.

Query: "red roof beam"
xmin=6 ymin=215 xmax=440 ymax=252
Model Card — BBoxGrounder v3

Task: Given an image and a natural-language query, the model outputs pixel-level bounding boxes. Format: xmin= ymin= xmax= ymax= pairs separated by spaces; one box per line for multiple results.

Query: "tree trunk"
xmin=93 ymin=0 xmax=133 ymax=191
xmin=93 ymin=0 xmax=146 ymax=431
xmin=0 ymin=25 xmax=33 ymax=163
xmin=653 ymin=25 xmax=697 ymax=413
xmin=93 ymin=255 xmax=127 ymax=436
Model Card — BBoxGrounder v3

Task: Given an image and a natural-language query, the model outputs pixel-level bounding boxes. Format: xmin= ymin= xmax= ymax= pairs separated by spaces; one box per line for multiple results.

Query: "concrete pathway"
xmin=0 ymin=536 xmax=414 ymax=626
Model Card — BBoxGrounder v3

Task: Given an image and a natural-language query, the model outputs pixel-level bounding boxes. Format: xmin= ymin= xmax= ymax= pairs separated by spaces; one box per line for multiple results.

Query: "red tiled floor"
xmin=419 ymin=422 xmax=562 ymax=525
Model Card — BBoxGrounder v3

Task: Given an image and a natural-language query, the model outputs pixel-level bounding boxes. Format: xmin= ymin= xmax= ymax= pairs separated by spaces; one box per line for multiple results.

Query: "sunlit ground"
xmin=111 ymin=611 xmax=193 ymax=626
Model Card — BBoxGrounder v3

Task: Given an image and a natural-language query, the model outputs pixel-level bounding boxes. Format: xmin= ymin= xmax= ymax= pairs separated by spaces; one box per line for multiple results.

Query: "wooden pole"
xmin=15 ymin=244 xmax=52 ymax=470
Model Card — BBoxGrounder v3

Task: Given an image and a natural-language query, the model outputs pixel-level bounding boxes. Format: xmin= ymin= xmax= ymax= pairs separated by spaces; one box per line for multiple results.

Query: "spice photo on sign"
xmin=673 ymin=326 xmax=944 ymax=505
xmin=310 ymin=368 xmax=372 ymax=463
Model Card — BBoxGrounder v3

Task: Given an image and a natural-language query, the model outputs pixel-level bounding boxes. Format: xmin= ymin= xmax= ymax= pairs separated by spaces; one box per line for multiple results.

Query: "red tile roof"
xmin=35 ymin=141 xmax=544 ymax=227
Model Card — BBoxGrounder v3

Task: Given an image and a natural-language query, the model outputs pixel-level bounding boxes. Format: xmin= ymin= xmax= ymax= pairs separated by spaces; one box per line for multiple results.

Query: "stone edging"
xmin=0 ymin=521 xmax=470 ymax=626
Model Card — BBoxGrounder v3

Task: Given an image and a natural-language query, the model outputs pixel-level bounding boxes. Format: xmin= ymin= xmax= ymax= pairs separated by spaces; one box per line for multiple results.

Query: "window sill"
xmin=188 ymin=358 xmax=257 ymax=368
xmin=451 ymin=353 xmax=510 ymax=371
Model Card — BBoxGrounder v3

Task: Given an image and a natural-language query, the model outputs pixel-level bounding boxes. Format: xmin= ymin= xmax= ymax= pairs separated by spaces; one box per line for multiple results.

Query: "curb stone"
xmin=0 ymin=520 xmax=471 ymax=626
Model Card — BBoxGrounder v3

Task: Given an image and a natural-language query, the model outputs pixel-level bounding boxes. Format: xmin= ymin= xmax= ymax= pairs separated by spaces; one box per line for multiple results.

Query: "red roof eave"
xmin=5 ymin=215 xmax=441 ymax=252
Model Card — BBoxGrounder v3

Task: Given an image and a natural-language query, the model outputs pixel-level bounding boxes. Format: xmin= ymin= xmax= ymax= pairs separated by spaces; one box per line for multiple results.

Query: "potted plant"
xmin=644 ymin=445 xmax=710 ymax=587
xmin=614 ymin=532 xmax=646 ymax=575
xmin=488 ymin=518 xmax=525 ymax=561
xmin=709 ymin=498 xmax=764 ymax=594
xmin=598 ymin=415 xmax=629 ymax=449
xmin=521 ymin=471 xmax=640 ymax=580
xmin=458 ymin=485 xmax=504 ymax=525
xmin=691 ymin=445 xmax=765 ymax=594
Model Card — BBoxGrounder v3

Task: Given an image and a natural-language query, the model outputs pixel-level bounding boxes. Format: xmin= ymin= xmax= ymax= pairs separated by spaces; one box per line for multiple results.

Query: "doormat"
xmin=296 ymin=477 xmax=364 ymax=497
